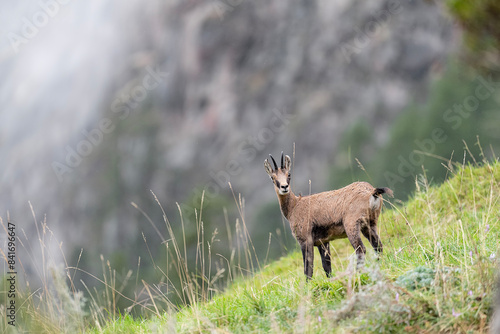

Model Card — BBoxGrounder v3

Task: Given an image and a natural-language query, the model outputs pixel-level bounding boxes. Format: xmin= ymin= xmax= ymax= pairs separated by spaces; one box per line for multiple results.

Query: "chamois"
xmin=264 ymin=152 xmax=393 ymax=279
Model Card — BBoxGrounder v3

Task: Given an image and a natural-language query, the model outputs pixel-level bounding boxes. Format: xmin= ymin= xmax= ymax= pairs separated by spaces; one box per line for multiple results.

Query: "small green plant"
xmin=396 ymin=266 xmax=435 ymax=291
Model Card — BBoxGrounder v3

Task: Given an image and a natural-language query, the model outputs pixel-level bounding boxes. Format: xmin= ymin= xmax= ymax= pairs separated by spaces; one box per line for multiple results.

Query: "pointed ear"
xmin=264 ymin=159 xmax=274 ymax=177
xmin=284 ymin=155 xmax=292 ymax=170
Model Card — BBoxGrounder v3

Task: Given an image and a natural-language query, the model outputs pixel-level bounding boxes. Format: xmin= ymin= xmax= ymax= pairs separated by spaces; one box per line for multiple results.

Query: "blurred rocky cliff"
xmin=0 ymin=0 xmax=459 ymax=277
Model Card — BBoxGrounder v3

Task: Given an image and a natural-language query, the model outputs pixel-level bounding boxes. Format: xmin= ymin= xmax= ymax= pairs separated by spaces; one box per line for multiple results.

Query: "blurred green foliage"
xmin=330 ymin=62 xmax=500 ymax=200
xmin=447 ymin=0 xmax=500 ymax=74
xmin=253 ymin=202 xmax=297 ymax=259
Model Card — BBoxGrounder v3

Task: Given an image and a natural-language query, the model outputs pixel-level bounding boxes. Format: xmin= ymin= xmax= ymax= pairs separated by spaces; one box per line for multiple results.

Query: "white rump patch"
xmin=369 ymin=196 xmax=381 ymax=210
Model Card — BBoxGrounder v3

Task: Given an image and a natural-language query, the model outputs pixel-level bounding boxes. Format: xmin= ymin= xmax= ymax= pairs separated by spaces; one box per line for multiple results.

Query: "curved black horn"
xmin=281 ymin=151 xmax=284 ymax=169
xmin=269 ymin=154 xmax=278 ymax=170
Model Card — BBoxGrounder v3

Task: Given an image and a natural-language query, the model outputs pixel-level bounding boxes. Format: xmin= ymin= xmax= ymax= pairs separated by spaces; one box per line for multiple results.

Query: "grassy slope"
xmin=93 ymin=161 xmax=500 ymax=333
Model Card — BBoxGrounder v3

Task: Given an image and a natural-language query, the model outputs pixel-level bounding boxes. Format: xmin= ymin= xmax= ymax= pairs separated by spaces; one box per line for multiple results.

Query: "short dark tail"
xmin=373 ymin=187 xmax=394 ymax=198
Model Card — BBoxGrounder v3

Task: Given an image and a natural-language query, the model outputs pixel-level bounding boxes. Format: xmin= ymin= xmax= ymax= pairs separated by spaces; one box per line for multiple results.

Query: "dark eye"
xmin=287 ymin=173 xmax=291 ymax=180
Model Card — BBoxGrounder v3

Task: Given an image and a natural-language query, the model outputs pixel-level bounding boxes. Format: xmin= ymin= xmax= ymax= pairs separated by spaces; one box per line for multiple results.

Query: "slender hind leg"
xmin=362 ymin=225 xmax=383 ymax=255
xmin=317 ymin=243 xmax=332 ymax=277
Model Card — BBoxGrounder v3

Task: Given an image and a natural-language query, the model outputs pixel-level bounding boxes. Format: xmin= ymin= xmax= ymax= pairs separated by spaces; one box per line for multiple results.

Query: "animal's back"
xmin=289 ymin=182 xmax=376 ymax=235
xmin=300 ymin=181 xmax=374 ymax=214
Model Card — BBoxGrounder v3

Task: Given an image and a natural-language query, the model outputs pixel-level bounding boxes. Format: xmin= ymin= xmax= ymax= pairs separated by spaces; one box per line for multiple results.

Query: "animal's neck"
xmin=276 ymin=190 xmax=297 ymax=220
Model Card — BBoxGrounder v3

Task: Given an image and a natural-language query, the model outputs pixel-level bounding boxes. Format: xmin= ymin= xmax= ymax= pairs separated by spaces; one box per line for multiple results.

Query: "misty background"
xmin=1 ymin=0 xmax=499 ymax=309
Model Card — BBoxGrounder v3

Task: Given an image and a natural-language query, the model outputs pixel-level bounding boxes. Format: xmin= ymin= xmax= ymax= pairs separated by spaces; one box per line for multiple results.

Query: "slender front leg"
xmin=345 ymin=219 xmax=366 ymax=270
xmin=317 ymin=243 xmax=332 ymax=277
xmin=301 ymin=242 xmax=314 ymax=280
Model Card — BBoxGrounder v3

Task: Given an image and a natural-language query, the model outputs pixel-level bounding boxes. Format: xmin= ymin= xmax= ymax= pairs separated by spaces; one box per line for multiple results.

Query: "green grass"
xmin=3 ymin=161 xmax=500 ymax=333
xmin=88 ymin=160 xmax=500 ymax=333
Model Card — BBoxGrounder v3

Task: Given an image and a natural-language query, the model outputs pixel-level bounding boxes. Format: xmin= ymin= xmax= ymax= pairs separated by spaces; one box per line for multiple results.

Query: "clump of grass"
xmin=396 ymin=266 xmax=436 ymax=291
xmin=128 ymin=188 xmax=267 ymax=314
xmin=50 ymin=267 xmax=87 ymax=332
xmin=1 ymin=183 xmax=271 ymax=333
xmin=327 ymin=265 xmax=412 ymax=333
xmin=0 ymin=212 xmax=89 ymax=333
